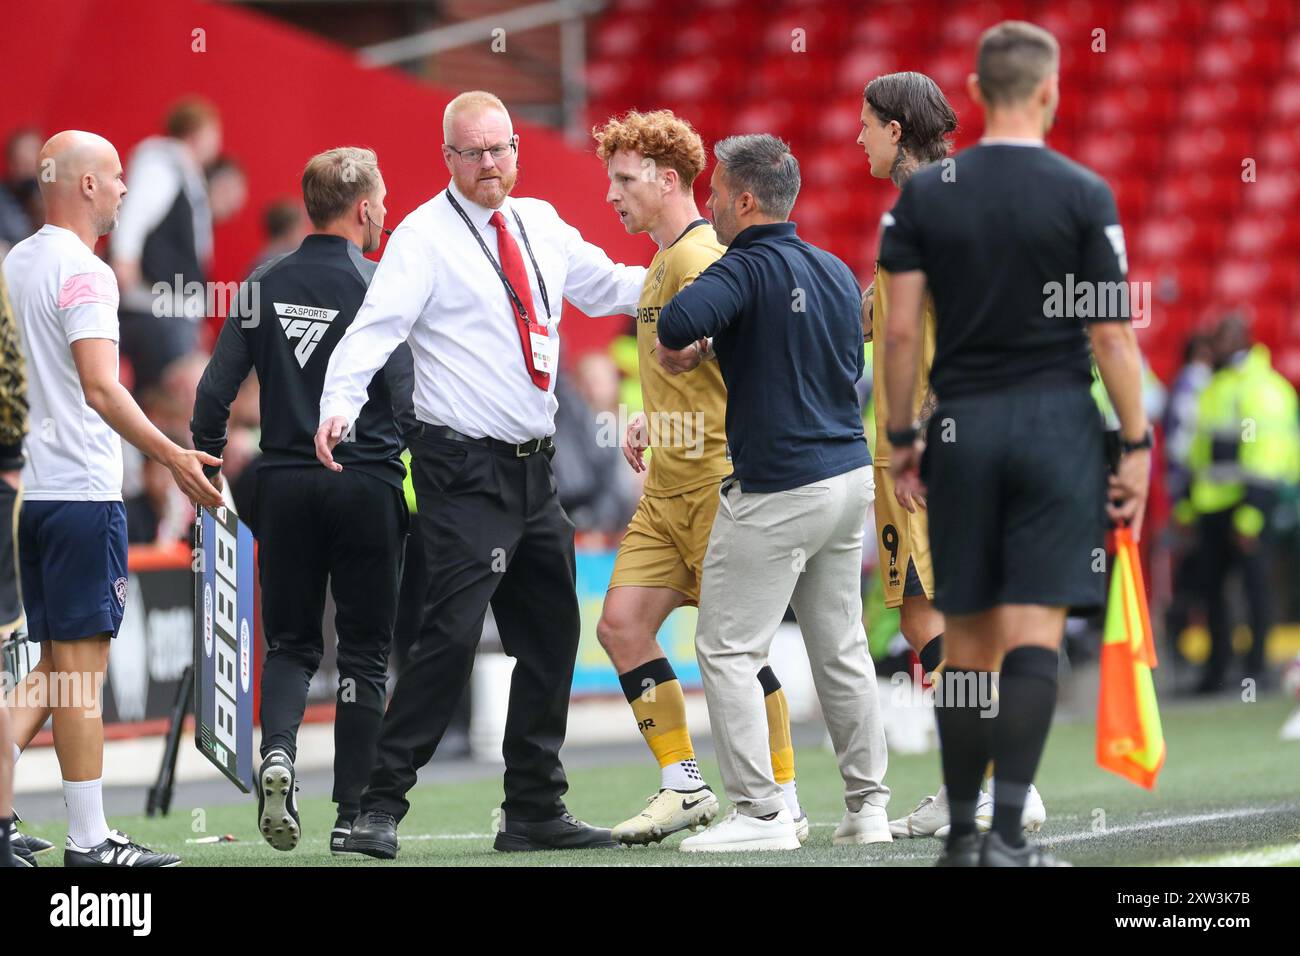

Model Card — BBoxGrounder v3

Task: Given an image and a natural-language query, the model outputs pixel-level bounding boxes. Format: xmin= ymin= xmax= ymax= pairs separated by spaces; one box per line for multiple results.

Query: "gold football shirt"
xmin=636 ymin=221 xmax=732 ymax=497
xmin=872 ymin=264 xmax=937 ymax=465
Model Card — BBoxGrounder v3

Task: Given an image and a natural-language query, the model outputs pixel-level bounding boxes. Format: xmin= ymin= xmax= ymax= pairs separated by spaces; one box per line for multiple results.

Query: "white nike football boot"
xmin=612 ymin=786 xmax=719 ymax=845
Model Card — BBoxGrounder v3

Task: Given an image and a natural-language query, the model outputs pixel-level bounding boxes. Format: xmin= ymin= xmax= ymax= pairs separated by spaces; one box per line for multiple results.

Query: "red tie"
xmin=489 ymin=211 xmax=549 ymax=391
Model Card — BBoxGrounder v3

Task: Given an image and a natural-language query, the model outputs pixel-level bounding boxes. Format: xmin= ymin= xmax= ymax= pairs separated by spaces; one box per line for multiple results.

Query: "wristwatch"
xmin=1120 ymin=427 xmax=1154 ymax=455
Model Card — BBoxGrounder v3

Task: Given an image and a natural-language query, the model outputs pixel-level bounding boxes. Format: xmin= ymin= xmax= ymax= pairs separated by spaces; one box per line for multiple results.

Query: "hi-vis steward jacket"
xmin=1185 ymin=344 xmax=1300 ymax=535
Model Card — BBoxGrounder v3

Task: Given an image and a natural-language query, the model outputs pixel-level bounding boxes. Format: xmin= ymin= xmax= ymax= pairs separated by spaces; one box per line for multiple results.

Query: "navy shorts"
xmin=18 ymin=500 xmax=128 ymax=643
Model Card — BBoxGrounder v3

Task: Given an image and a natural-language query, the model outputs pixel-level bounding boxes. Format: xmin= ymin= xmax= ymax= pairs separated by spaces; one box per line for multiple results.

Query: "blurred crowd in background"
xmin=3 ymin=96 xmax=1298 ymax=700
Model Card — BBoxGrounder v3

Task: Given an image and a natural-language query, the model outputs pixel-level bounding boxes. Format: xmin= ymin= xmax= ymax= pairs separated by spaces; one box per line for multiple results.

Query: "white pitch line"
xmin=1045 ymin=806 xmax=1285 ymax=845
xmin=401 ymin=832 xmax=495 ymax=841
xmin=1175 ymin=844 xmax=1300 ymax=868
xmin=362 ymin=806 xmax=1297 ymax=856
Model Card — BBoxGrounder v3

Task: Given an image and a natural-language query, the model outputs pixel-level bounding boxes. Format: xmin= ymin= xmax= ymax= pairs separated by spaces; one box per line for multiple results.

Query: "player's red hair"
xmin=592 ymin=110 xmax=708 ymax=190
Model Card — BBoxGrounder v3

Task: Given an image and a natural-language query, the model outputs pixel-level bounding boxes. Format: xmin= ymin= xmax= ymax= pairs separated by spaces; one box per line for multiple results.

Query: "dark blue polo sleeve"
xmin=658 ymin=256 xmax=749 ymax=350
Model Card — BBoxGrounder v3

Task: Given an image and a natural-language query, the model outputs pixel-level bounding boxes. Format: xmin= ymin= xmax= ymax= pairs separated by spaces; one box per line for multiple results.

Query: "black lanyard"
xmin=446 ymin=190 xmax=552 ymax=323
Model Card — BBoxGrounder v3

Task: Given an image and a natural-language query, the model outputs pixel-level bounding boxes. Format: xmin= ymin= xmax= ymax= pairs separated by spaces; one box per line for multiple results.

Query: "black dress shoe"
xmin=493 ymin=811 xmax=619 ymax=852
xmin=7 ymin=835 xmax=36 ymax=867
xmin=12 ymin=812 xmax=54 ymax=856
xmin=349 ymin=810 xmax=400 ymax=860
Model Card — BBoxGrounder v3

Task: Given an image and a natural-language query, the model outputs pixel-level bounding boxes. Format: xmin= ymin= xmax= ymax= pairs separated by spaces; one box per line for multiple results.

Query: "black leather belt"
xmin=418 ymin=423 xmax=553 ymax=458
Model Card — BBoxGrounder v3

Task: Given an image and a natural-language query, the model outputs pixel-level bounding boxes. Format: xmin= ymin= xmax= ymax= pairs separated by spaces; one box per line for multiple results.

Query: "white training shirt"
xmin=320 ymin=180 xmax=645 ymax=444
xmin=3 ymin=224 xmax=124 ymax=500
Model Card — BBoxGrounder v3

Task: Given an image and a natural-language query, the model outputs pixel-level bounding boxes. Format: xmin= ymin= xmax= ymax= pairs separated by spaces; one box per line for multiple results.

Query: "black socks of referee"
xmin=933 ymin=667 xmax=994 ymax=844
xmin=990 ymin=646 xmax=1059 ymax=848
xmin=935 ymin=647 xmax=1058 ymax=849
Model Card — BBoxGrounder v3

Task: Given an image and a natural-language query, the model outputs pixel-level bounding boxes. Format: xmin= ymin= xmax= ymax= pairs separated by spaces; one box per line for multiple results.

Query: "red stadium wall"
xmin=0 ymin=0 xmax=646 ymax=359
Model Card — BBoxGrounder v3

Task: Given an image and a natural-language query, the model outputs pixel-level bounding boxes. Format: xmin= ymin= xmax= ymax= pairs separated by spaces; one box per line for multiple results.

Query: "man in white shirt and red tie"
xmin=316 ymin=91 xmax=646 ymax=857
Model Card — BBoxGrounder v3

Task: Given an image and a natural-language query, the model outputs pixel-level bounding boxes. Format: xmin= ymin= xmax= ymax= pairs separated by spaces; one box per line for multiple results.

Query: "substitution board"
xmin=194 ymin=505 xmax=256 ymax=793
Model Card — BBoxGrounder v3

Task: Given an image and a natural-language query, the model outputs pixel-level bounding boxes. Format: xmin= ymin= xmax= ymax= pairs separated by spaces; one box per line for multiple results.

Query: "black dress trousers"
xmin=361 ymin=430 xmax=581 ymax=823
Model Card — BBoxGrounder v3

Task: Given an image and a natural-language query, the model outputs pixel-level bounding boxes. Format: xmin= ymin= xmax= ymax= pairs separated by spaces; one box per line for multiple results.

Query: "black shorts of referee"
xmin=921 ymin=373 xmax=1106 ymax=617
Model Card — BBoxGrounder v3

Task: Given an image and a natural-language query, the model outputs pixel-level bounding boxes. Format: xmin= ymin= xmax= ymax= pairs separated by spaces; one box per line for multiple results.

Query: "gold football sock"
xmin=619 ymin=658 xmax=695 ymax=768
xmin=759 ymin=666 xmax=796 ymax=784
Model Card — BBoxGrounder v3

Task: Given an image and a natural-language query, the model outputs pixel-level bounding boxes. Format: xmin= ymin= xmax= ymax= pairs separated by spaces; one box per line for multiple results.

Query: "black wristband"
xmin=887 ymin=426 xmax=919 ymax=447
xmin=1120 ymin=427 xmax=1154 ymax=455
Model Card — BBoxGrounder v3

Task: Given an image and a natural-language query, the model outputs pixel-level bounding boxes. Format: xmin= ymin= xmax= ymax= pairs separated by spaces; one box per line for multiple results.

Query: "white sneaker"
xmin=833 ymin=803 xmax=892 ymax=846
xmin=612 ymin=787 xmax=719 ymax=845
xmin=1021 ymin=784 xmax=1047 ymax=832
xmin=679 ymin=806 xmax=800 ymax=853
xmin=889 ymin=790 xmax=950 ymax=838
xmin=1281 ymin=707 xmax=1300 ymax=741
xmin=793 ymin=809 xmax=810 ymax=844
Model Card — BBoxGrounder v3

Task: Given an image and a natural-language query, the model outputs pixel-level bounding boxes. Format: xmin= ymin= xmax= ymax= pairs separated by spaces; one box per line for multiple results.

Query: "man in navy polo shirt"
xmin=657 ymin=133 xmax=890 ymax=853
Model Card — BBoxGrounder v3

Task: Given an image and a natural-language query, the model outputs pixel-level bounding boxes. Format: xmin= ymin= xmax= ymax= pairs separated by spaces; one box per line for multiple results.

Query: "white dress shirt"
xmin=320 ymin=180 xmax=645 ymax=443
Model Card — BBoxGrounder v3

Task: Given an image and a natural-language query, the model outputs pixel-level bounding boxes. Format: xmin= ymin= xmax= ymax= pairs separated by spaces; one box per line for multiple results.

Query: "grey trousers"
xmin=696 ymin=465 xmax=890 ymax=818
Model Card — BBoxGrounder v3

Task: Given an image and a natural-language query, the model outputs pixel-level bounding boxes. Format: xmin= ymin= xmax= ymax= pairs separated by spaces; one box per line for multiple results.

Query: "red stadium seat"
xmin=1214 ymin=257 xmax=1300 ymax=301
xmin=1135 ymin=216 xmax=1223 ymax=261
xmin=1178 ymin=83 xmax=1267 ymax=125
xmin=1086 ymin=84 xmax=1177 ymax=130
xmin=1286 ymin=31 xmax=1300 ymax=73
xmin=1207 ymin=0 xmax=1296 ymax=35
xmin=925 ymin=44 xmax=978 ymax=94
xmin=939 ymin=1 xmax=1032 ymax=46
xmin=1223 ymin=215 xmax=1300 ymax=257
xmin=848 ymin=2 xmax=935 ymax=47
xmin=1105 ymin=39 xmax=1193 ymax=84
xmin=1152 ymin=171 xmax=1243 ymax=217
xmin=1242 ymin=168 xmax=1300 ymax=210
xmin=732 ymin=99 xmax=795 ymax=138
xmin=839 ymin=47 xmax=902 ymax=92
xmin=820 ymin=93 xmax=870 ymax=147
xmin=1118 ymin=0 xmax=1207 ymax=38
xmin=1168 ymin=127 xmax=1240 ymax=170
xmin=592 ymin=14 xmax=647 ymax=59
xmin=755 ymin=53 xmax=835 ymax=102
xmin=1256 ymin=126 xmax=1300 ymax=168
xmin=1270 ymin=75 xmax=1300 ymax=123
xmin=1073 ymin=129 xmax=1163 ymax=175
xmin=1196 ymin=36 xmax=1283 ymax=80
xmin=1129 ymin=258 xmax=1213 ymax=308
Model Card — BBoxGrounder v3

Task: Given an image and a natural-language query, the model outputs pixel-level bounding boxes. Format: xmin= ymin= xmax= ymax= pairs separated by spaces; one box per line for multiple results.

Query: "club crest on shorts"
xmin=114 ymin=576 xmax=128 ymax=608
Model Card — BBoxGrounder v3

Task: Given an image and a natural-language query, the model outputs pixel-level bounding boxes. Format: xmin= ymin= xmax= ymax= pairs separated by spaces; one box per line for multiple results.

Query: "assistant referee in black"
xmin=191 ymin=147 xmax=417 ymax=855
xmin=879 ymin=21 xmax=1151 ymax=867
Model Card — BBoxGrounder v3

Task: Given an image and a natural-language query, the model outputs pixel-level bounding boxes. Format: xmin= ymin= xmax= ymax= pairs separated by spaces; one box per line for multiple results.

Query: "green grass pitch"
xmin=21 ymin=695 xmax=1300 ymax=866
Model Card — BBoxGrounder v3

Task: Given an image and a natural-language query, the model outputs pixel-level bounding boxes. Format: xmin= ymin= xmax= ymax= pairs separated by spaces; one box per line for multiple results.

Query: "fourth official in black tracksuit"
xmin=191 ymin=234 xmax=417 ymax=844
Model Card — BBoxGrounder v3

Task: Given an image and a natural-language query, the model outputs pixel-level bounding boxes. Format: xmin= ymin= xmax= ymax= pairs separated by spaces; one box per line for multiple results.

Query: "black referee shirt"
xmin=191 ymin=234 xmax=417 ymax=490
xmin=878 ymin=142 xmax=1130 ymax=400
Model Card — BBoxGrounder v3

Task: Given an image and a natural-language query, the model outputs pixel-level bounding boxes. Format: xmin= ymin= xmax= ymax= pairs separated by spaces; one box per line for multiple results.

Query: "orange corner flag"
xmin=1097 ymin=525 xmax=1166 ymax=789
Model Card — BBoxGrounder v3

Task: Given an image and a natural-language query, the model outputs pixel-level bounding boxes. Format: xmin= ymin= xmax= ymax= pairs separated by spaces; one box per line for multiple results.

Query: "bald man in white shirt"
xmin=4 ymin=130 xmax=220 ymax=868
xmin=317 ymin=91 xmax=645 ymax=857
